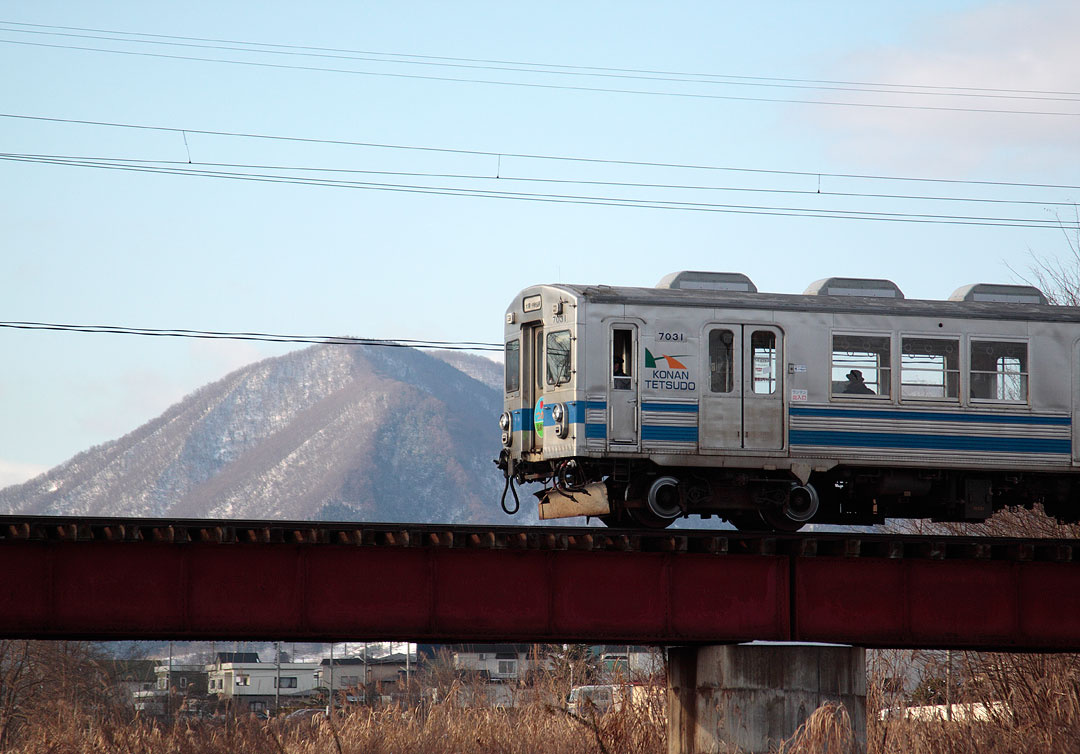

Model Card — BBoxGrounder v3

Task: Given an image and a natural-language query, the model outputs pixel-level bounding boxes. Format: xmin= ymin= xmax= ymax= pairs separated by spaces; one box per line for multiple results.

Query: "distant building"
xmin=592 ymin=645 xmax=664 ymax=680
xmin=132 ymin=663 xmax=208 ymax=717
xmin=447 ymin=644 xmax=541 ymax=682
xmin=207 ymin=654 xmax=320 ymax=714
xmin=315 ymin=657 xmax=367 ymax=702
xmin=215 ymin=651 xmax=262 ymax=664
xmin=100 ymin=659 xmax=158 ymax=708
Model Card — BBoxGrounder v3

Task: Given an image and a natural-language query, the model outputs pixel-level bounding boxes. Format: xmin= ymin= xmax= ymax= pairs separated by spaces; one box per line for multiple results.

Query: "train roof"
xmin=548 ymin=276 xmax=1080 ymax=324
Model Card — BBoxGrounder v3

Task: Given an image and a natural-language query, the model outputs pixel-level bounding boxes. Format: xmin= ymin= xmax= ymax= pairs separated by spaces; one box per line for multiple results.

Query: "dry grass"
xmin=4 ymin=696 xmax=665 ymax=754
xmin=780 ymin=702 xmax=858 ymax=754
xmin=5 ymin=624 xmax=1080 ymax=754
xmin=7 ymin=677 xmax=1080 ymax=754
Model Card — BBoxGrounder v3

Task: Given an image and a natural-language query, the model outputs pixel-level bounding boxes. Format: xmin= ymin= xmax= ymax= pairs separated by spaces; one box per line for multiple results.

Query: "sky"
xmin=3 ymin=0 xmax=1080 ymax=486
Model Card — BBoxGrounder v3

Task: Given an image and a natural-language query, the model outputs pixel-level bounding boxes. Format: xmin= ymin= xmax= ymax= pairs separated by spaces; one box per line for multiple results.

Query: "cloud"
xmin=814 ymin=1 xmax=1080 ymax=173
xmin=0 ymin=459 xmax=48 ymax=489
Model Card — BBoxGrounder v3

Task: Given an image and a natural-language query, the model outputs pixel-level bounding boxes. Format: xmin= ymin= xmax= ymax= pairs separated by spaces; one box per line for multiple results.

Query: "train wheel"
xmin=759 ymin=506 xmax=806 ymax=533
xmin=627 ymin=507 xmax=677 ymax=530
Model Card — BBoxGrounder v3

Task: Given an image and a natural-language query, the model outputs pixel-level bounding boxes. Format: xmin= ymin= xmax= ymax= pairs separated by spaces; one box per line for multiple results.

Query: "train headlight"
xmin=499 ymin=412 xmax=513 ymax=447
xmin=552 ymin=402 xmax=569 ymax=438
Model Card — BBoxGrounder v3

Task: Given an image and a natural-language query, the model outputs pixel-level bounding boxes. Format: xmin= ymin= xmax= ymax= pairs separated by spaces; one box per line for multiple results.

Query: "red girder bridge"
xmin=2 ymin=515 xmax=1079 ymax=651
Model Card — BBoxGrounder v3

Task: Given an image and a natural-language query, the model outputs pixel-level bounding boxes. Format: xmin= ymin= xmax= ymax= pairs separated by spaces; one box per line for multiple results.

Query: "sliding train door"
xmin=608 ymin=325 xmax=639 ymax=449
xmin=523 ymin=323 xmax=544 ymax=452
xmin=699 ymin=324 xmax=784 ymax=451
xmin=699 ymin=326 xmax=742 ymax=449
xmin=743 ymin=326 xmax=784 ymax=450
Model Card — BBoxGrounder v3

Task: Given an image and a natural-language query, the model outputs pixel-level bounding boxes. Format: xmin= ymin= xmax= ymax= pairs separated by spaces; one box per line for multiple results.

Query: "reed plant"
xmin=5 ymin=668 xmax=1080 ymax=754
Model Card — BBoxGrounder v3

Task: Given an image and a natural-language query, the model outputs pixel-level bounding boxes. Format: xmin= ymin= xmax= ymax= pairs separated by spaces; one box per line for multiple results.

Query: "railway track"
xmin=1 ymin=514 xmax=1073 ymax=563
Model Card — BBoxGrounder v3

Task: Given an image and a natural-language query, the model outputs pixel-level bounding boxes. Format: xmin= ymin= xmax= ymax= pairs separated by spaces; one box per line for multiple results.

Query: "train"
xmin=495 ymin=271 xmax=1080 ymax=530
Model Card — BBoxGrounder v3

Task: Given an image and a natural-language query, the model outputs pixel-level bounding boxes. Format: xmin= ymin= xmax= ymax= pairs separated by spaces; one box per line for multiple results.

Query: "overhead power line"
xmin=2 ymin=34 xmax=1079 ymax=117
xmin=5 ymin=150 xmax=1078 ymax=210
xmin=3 ymin=21 xmax=1080 ymax=104
xmin=5 ymin=112 xmax=1080 ymax=193
xmin=4 ymin=19 xmax=1080 ymax=104
xmin=0 ymin=321 xmax=503 ymax=352
xmin=3 ymin=151 xmax=1077 ymax=230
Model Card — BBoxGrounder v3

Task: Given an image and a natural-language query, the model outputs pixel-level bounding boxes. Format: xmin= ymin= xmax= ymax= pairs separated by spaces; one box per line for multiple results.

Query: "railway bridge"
xmin=4 ymin=515 xmax=1079 ymax=752
xmin=2 ymin=515 xmax=1078 ymax=649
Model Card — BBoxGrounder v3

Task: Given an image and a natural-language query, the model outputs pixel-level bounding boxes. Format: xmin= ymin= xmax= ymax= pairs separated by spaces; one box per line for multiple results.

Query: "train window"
xmin=612 ymin=329 xmax=633 ymax=390
xmin=709 ymin=329 xmax=734 ymax=393
xmin=751 ymin=331 xmax=777 ymax=394
xmin=546 ymin=330 xmax=572 ymax=386
xmin=970 ymin=340 xmax=1028 ymax=402
xmin=832 ymin=334 xmax=890 ymax=397
xmin=505 ymin=339 xmax=520 ymax=394
xmin=901 ymin=337 xmax=960 ymax=400
xmin=534 ymin=329 xmax=544 ymax=394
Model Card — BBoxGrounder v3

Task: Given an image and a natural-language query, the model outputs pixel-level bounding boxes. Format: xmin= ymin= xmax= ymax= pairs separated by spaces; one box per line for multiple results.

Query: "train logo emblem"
xmin=644 ymin=349 xmax=688 ymax=370
xmin=643 ymin=349 xmax=695 ymax=391
xmin=534 ymin=397 xmax=544 ymax=438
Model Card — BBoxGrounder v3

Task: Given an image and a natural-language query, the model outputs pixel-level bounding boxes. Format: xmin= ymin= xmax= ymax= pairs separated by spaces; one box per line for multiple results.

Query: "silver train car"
xmin=495 ymin=271 xmax=1080 ymax=530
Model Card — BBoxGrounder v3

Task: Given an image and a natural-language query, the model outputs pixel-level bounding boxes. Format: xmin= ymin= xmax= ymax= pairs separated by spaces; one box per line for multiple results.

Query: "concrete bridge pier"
xmin=667 ymin=644 xmax=866 ymax=754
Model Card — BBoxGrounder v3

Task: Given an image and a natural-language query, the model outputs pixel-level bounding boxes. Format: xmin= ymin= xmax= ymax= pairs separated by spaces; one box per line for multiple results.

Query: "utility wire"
xmin=4 ymin=23 xmax=1080 ymax=105
xmin=4 ymin=19 xmax=1080 ymax=101
xmin=3 ymin=37 xmax=1079 ymax=117
xmin=6 ymin=151 xmax=1078 ymax=210
xmin=0 ymin=321 xmax=503 ymax=352
xmin=5 ymin=112 xmax=1080 ymax=193
xmin=5 ymin=152 xmax=1077 ymax=230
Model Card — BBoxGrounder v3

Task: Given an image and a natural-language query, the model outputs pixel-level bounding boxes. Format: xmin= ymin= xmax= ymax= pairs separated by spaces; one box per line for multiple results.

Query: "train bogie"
xmin=495 ymin=273 xmax=1080 ymax=530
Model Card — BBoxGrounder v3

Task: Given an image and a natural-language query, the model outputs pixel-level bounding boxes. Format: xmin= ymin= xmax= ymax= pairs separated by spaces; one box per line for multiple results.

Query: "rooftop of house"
xmin=215 ymin=652 xmax=261 ymax=664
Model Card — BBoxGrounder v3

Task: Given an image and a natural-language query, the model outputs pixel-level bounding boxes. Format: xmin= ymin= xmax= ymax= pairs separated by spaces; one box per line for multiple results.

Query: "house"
xmin=157 ymin=663 xmax=209 ymax=698
xmin=207 ymin=654 xmax=320 ymax=714
xmin=314 ymin=657 xmax=367 ymax=702
xmin=446 ymin=644 xmax=540 ymax=682
xmin=592 ymin=646 xmax=664 ymax=680
xmin=132 ymin=663 xmax=208 ymax=717
xmin=366 ymin=652 xmax=414 ymax=687
xmin=100 ymin=659 xmax=158 ymax=708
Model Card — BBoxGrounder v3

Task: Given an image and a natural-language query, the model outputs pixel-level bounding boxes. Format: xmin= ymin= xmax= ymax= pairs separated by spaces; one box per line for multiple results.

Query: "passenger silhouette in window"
xmin=613 ymin=356 xmax=626 ymax=376
xmin=843 ymin=369 xmax=875 ymax=395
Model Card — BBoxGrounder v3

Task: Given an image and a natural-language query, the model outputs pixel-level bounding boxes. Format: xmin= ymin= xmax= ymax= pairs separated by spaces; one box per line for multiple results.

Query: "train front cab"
xmin=499 ymin=287 xmax=580 ymax=478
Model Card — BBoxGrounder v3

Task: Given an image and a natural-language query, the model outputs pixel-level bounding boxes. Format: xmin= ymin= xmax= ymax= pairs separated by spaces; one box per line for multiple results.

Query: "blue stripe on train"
xmin=790 ymin=406 xmax=1071 ymax=426
xmin=790 ymin=429 xmax=1070 ymax=455
xmin=642 ymin=402 xmax=699 ymax=413
xmin=586 ymin=423 xmax=607 ymax=439
xmin=642 ymin=425 xmax=698 ymax=442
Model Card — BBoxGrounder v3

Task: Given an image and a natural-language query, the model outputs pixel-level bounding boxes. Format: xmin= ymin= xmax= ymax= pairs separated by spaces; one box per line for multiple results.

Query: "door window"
xmin=750 ymin=330 xmax=777 ymax=394
xmin=612 ymin=329 xmax=633 ymax=390
xmin=533 ymin=329 xmax=544 ymax=394
xmin=709 ymin=329 xmax=734 ymax=393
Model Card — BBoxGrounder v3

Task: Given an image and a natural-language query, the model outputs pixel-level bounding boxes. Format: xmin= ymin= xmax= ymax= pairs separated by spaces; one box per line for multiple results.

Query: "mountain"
xmin=0 ymin=344 xmax=518 ymax=524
